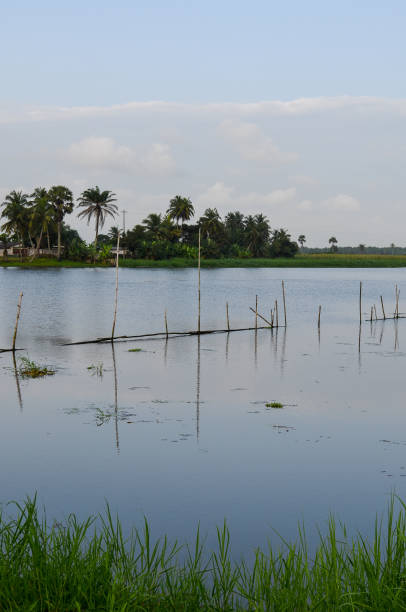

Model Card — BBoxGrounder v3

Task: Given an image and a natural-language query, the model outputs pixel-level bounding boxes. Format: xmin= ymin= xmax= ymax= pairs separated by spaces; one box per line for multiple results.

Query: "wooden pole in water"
xmin=380 ymin=295 xmax=386 ymax=320
xmin=12 ymin=292 xmax=23 ymax=352
xmin=359 ymin=282 xmax=363 ymax=324
xmin=275 ymin=300 xmax=279 ymax=328
xmin=396 ymin=286 xmax=400 ymax=318
xmin=373 ymin=304 xmax=378 ymax=321
xmin=318 ymin=305 xmax=321 ymax=329
xmin=282 ymin=281 xmax=287 ymax=326
xmin=370 ymin=306 xmax=373 ymax=322
xmin=164 ymin=310 xmax=168 ymax=339
xmin=111 ymin=231 xmax=120 ymax=340
xmin=249 ymin=307 xmax=273 ymax=327
xmin=255 ymin=295 xmax=258 ymax=330
xmin=270 ymin=308 xmax=274 ymax=327
xmin=198 ymin=228 xmax=201 ymax=335
xmin=226 ymin=301 xmax=230 ymax=331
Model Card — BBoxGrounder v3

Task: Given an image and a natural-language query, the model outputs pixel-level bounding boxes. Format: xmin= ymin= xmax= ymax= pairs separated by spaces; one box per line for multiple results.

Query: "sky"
xmin=1 ymin=0 xmax=406 ymax=246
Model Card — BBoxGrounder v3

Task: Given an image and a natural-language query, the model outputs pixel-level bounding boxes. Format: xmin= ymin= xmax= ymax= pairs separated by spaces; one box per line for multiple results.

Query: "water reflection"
xmin=196 ymin=336 xmax=201 ymax=441
xmin=111 ymin=342 xmax=120 ymax=454
xmin=12 ymin=352 xmax=23 ymax=412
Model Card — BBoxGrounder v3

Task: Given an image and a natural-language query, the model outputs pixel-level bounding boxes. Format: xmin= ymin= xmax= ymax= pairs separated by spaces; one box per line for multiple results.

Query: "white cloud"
xmin=196 ymin=181 xmax=296 ymax=214
xmin=322 ymin=194 xmax=361 ymax=212
xmin=4 ymin=96 xmax=406 ymax=125
xmin=219 ymin=119 xmax=297 ymax=164
xmin=66 ymin=137 xmax=175 ymax=175
xmin=297 ymin=199 xmax=314 ymax=211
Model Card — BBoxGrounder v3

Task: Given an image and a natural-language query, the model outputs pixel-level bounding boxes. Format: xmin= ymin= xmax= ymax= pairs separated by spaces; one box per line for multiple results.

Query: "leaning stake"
xmin=380 ymin=295 xmax=386 ymax=320
xmin=282 ymin=281 xmax=287 ymax=326
xmin=12 ymin=292 xmax=23 ymax=352
xmin=111 ymin=231 xmax=120 ymax=340
xmin=359 ymin=281 xmax=362 ymax=325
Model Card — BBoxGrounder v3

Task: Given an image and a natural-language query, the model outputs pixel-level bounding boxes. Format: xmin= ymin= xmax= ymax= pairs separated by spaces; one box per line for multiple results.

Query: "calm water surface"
xmin=1 ymin=267 xmax=406 ymax=555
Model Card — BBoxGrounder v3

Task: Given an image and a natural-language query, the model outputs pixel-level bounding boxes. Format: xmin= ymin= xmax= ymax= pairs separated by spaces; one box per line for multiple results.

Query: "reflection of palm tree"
xmin=167 ymin=195 xmax=194 ymax=227
xmin=77 ymin=186 xmax=118 ymax=249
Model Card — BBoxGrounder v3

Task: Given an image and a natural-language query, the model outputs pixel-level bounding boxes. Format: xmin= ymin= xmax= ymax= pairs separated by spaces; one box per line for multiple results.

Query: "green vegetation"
xmin=128 ymin=348 xmax=142 ymax=352
xmin=2 ymin=253 xmax=406 ymax=268
xmin=2 ymin=496 xmax=406 ymax=609
xmin=87 ymin=363 xmax=104 ymax=377
xmin=18 ymin=357 xmax=55 ymax=379
xmin=266 ymin=401 xmax=284 ymax=408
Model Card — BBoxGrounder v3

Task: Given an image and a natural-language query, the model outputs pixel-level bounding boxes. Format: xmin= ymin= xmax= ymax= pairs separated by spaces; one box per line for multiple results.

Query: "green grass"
xmin=2 ymin=496 xmax=406 ymax=610
xmin=18 ymin=357 xmax=55 ymax=379
xmin=3 ymin=253 xmax=406 ymax=268
xmin=128 ymin=348 xmax=142 ymax=352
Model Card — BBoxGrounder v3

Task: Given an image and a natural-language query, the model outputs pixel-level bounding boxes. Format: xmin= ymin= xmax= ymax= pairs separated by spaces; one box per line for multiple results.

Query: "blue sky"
xmin=1 ymin=1 xmax=406 ymax=245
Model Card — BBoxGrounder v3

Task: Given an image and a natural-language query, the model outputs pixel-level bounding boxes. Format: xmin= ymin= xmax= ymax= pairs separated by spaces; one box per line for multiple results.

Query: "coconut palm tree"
xmin=48 ymin=185 xmax=74 ymax=259
xmin=199 ymin=208 xmax=223 ymax=240
xmin=1 ymin=191 xmax=30 ymax=256
xmin=30 ymin=188 xmax=54 ymax=255
xmin=244 ymin=214 xmax=270 ymax=257
xmin=77 ymin=187 xmax=118 ymax=250
xmin=167 ymin=195 xmax=195 ymax=227
xmin=142 ymin=213 xmax=163 ymax=240
xmin=298 ymin=234 xmax=306 ymax=250
xmin=328 ymin=236 xmax=338 ymax=252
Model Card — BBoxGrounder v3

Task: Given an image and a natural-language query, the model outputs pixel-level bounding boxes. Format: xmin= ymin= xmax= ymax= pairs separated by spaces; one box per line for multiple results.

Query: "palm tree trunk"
xmin=57 ymin=221 xmax=61 ymax=260
xmin=34 ymin=229 xmax=43 ymax=259
xmin=47 ymin=229 xmax=50 ymax=251
xmin=94 ymin=213 xmax=100 ymax=249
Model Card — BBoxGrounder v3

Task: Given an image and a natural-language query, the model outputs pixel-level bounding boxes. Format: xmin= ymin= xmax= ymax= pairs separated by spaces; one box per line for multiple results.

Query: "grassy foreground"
xmin=2 ymin=498 xmax=406 ymax=610
xmin=2 ymin=253 xmax=406 ymax=269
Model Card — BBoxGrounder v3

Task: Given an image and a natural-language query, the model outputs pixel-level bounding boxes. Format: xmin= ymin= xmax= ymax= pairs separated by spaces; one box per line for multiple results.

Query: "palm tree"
xmin=48 ymin=185 xmax=74 ymax=259
xmin=142 ymin=213 xmax=163 ymax=240
xmin=224 ymin=211 xmax=245 ymax=245
xmin=199 ymin=208 xmax=223 ymax=240
xmin=1 ymin=191 xmax=30 ymax=257
xmin=328 ymin=236 xmax=338 ymax=252
xmin=77 ymin=187 xmax=118 ymax=250
xmin=30 ymin=188 xmax=54 ymax=255
xmin=298 ymin=234 xmax=306 ymax=250
xmin=244 ymin=214 xmax=270 ymax=257
xmin=167 ymin=196 xmax=194 ymax=227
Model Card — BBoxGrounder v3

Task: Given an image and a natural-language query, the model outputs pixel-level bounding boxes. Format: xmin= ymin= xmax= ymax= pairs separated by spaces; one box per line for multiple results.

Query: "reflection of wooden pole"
xmin=226 ymin=302 xmax=230 ymax=331
xmin=12 ymin=292 xmax=23 ymax=352
xmin=380 ymin=295 xmax=386 ymax=320
xmin=318 ymin=305 xmax=321 ymax=329
xmin=198 ymin=228 xmax=201 ymax=335
xmin=282 ymin=281 xmax=287 ymax=326
xmin=359 ymin=281 xmax=362 ymax=325
xmin=275 ymin=300 xmax=278 ymax=328
xmin=255 ymin=295 xmax=258 ymax=330
xmin=111 ymin=232 xmax=120 ymax=340
xmin=164 ymin=310 xmax=168 ymax=339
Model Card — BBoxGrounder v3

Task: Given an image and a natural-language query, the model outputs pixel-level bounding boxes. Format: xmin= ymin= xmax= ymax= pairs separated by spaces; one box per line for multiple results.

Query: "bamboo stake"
xmin=318 ymin=305 xmax=321 ymax=329
xmin=226 ymin=302 xmax=230 ymax=331
xmin=359 ymin=282 xmax=363 ymax=324
xmin=374 ymin=304 xmax=378 ymax=321
xmin=198 ymin=228 xmax=201 ymax=335
xmin=111 ymin=232 xmax=120 ymax=340
xmin=282 ymin=281 xmax=287 ymax=326
xmin=270 ymin=309 xmax=274 ymax=327
xmin=249 ymin=307 xmax=272 ymax=327
xmin=370 ymin=306 xmax=373 ymax=322
xmin=275 ymin=300 xmax=279 ymax=328
xmin=380 ymin=295 xmax=386 ymax=319
xmin=164 ymin=310 xmax=168 ymax=339
xmin=12 ymin=292 xmax=23 ymax=352
xmin=396 ymin=286 xmax=400 ymax=318
xmin=255 ymin=295 xmax=258 ymax=330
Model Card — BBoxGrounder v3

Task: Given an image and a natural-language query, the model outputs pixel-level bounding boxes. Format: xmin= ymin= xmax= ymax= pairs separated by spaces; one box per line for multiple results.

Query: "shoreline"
xmin=2 ymin=254 xmax=406 ymax=268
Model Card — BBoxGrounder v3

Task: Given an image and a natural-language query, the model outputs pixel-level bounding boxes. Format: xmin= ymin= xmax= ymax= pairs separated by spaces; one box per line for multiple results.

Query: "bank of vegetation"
xmin=1 ymin=496 xmax=406 ymax=610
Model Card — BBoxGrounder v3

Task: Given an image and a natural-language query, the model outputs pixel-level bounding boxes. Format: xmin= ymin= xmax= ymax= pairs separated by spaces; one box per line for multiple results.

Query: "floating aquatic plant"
xmin=18 ymin=357 xmax=55 ymax=379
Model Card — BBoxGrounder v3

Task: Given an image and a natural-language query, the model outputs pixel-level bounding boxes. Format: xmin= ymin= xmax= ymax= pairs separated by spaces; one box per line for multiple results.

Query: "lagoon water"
xmin=1 ymin=266 xmax=406 ymax=555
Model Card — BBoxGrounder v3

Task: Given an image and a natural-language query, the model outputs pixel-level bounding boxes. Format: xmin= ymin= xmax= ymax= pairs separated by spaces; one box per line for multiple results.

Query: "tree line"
xmin=0 ymin=187 xmax=300 ymax=260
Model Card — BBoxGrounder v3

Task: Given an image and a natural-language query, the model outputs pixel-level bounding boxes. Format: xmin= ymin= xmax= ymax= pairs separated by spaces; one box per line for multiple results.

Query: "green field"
xmin=2 ymin=496 xmax=406 ymax=610
xmin=2 ymin=253 xmax=406 ymax=269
